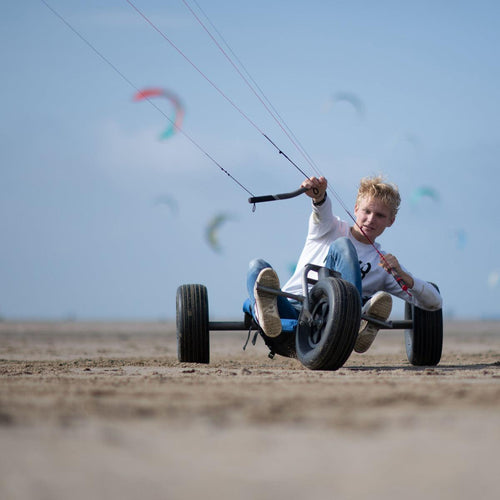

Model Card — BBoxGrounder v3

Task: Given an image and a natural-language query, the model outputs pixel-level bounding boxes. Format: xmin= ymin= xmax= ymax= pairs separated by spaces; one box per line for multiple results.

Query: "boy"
xmin=247 ymin=175 xmax=442 ymax=353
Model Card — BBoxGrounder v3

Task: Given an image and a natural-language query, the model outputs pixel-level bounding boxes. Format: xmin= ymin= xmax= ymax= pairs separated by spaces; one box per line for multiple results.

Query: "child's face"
xmin=352 ymin=196 xmax=395 ymax=243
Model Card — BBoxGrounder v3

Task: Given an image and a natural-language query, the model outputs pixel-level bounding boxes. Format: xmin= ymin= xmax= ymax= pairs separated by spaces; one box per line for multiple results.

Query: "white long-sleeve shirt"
xmin=282 ymin=196 xmax=442 ymax=311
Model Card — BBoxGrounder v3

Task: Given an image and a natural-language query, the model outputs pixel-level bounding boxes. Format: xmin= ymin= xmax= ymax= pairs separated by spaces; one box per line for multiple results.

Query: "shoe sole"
xmin=354 ymin=293 xmax=392 ymax=353
xmin=354 ymin=323 xmax=379 ymax=353
xmin=254 ymin=268 xmax=282 ymax=338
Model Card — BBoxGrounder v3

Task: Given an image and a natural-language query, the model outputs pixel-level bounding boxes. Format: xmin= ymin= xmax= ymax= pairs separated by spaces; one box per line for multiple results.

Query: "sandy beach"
xmin=1 ymin=320 xmax=499 ymax=499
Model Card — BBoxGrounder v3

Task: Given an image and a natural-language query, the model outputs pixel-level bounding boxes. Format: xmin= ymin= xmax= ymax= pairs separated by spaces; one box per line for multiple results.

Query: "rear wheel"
xmin=296 ymin=278 xmax=361 ymax=370
xmin=176 ymin=284 xmax=210 ymax=363
xmin=405 ymin=284 xmax=442 ymax=366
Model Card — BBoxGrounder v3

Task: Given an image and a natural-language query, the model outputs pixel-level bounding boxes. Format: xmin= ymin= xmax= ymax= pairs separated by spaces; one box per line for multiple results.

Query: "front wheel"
xmin=296 ymin=278 xmax=361 ymax=371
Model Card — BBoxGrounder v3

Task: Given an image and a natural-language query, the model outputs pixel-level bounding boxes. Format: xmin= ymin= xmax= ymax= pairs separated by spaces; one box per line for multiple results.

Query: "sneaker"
xmin=254 ymin=268 xmax=282 ymax=337
xmin=354 ymin=291 xmax=392 ymax=353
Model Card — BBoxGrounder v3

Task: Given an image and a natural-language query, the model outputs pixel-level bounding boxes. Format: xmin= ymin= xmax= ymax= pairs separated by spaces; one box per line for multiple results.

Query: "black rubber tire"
xmin=176 ymin=284 xmax=210 ymax=363
xmin=296 ymin=277 xmax=361 ymax=371
xmin=404 ymin=284 xmax=443 ymax=366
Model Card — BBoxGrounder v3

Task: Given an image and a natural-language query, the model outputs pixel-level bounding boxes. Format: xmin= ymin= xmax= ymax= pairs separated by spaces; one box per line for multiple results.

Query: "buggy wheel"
xmin=405 ymin=284 xmax=443 ymax=366
xmin=296 ymin=278 xmax=361 ymax=371
xmin=176 ymin=284 xmax=210 ymax=363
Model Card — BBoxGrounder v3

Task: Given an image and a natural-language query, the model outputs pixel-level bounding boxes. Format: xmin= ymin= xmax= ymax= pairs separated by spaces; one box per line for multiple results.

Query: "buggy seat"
xmin=242 ymin=298 xmax=298 ymax=333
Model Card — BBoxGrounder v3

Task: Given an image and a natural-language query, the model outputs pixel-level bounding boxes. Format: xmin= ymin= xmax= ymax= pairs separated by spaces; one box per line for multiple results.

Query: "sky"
xmin=1 ymin=0 xmax=500 ymax=321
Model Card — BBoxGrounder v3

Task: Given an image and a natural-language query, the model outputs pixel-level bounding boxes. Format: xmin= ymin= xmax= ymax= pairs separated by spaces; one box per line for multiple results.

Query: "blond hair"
xmin=356 ymin=175 xmax=401 ymax=218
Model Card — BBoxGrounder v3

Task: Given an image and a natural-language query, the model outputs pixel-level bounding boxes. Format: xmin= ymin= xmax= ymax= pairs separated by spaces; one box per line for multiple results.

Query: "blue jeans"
xmin=324 ymin=237 xmax=362 ymax=297
xmin=247 ymin=237 xmax=362 ymax=322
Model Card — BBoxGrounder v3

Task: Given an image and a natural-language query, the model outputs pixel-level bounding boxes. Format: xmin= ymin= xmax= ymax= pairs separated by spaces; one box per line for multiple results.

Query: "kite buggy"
xmin=176 ymin=264 xmax=442 ymax=371
xmin=176 ymin=188 xmax=443 ymax=372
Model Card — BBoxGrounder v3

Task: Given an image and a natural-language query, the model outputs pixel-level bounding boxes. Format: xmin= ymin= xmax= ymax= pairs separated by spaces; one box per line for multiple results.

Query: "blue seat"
xmin=242 ymin=299 xmax=298 ymax=333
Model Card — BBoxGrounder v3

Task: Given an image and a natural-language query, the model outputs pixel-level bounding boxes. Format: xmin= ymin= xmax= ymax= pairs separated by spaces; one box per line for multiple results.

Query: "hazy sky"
xmin=2 ymin=1 xmax=499 ymax=320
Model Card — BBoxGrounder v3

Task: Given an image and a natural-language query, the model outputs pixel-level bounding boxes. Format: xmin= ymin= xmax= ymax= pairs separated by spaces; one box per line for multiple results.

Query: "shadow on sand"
xmin=346 ymin=361 xmax=500 ymax=372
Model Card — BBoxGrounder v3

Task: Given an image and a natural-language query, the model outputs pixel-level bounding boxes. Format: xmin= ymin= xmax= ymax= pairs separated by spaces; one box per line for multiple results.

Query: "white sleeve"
xmin=408 ymin=276 xmax=443 ymax=311
xmin=307 ymin=196 xmax=341 ymax=240
xmin=384 ymin=271 xmax=442 ymax=311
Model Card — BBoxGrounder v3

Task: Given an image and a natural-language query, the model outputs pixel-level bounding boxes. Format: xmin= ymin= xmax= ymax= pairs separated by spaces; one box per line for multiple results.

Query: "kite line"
xmin=39 ymin=0 xmax=410 ymax=293
xmin=178 ymin=0 xmax=411 ymax=294
xmin=124 ymin=0 xmax=357 ymax=215
xmin=124 ymin=0 xmax=316 ymax=185
xmin=39 ymin=0 xmax=254 ymax=198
